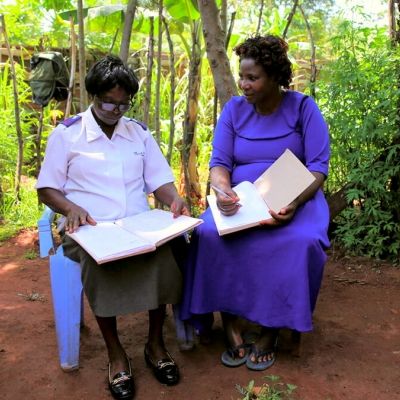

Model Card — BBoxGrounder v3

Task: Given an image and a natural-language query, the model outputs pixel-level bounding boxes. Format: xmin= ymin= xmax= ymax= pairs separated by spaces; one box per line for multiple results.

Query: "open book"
xmin=207 ymin=149 xmax=316 ymax=236
xmin=66 ymin=209 xmax=203 ymax=264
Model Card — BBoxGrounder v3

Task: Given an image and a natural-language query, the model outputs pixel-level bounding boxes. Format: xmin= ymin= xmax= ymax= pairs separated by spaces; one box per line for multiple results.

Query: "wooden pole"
xmin=0 ymin=14 xmax=24 ymax=199
xmin=77 ymin=0 xmax=87 ymax=111
xmin=119 ymin=0 xmax=137 ymax=63
xmin=65 ymin=16 xmax=77 ymax=118
xmin=35 ymin=107 xmax=44 ymax=178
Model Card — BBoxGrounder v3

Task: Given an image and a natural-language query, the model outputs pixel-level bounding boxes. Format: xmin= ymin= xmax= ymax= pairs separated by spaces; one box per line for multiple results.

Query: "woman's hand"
xmin=209 ymin=166 xmax=240 ymax=216
xmin=215 ymin=188 xmax=241 ymax=216
xmin=170 ymin=195 xmax=190 ymax=217
xmin=259 ymin=171 xmax=324 ymax=227
xmin=37 ymin=187 xmax=97 ymax=233
xmin=154 ymin=183 xmax=190 ymax=217
xmin=65 ymin=205 xmax=97 ymax=233
xmin=259 ymin=200 xmax=298 ymax=226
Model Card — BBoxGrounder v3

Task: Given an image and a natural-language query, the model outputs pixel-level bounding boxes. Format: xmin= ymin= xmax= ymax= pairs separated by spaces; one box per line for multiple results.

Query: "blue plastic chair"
xmin=38 ymin=207 xmax=194 ymax=372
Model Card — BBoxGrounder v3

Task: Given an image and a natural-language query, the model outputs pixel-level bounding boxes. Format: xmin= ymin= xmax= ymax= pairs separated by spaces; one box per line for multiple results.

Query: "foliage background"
xmin=0 ymin=0 xmax=398 ymax=260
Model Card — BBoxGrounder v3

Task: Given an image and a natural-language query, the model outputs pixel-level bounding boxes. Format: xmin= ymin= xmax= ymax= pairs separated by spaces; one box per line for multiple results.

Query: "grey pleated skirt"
xmin=62 ymin=235 xmax=182 ymax=318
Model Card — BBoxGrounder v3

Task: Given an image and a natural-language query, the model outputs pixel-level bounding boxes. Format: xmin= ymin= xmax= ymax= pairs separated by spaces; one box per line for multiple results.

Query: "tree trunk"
xmin=35 ymin=107 xmax=44 ymax=178
xmin=109 ymin=29 xmax=120 ymax=54
xmin=388 ymin=0 xmax=397 ymax=43
xmin=77 ymin=0 xmax=87 ymax=111
xmin=326 ymin=184 xmax=351 ymax=221
xmin=119 ymin=0 xmax=137 ymax=63
xmin=212 ymin=9 xmax=236 ymax=130
xmin=154 ymin=0 xmax=163 ymax=145
xmin=197 ymin=0 xmax=238 ymax=108
xmin=210 ymin=7 xmax=236 ymax=198
xmin=181 ymin=21 xmax=203 ymax=210
xmin=282 ymin=0 xmax=299 ymax=39
xmin=0 ymin=182 xmax=3 ymax=223
xmin=0 ymin=15 xmax=23 ymax=199
xmin=65 ymin=16 xmax=77 ymax=118
xmin=299 ymin=5 xmax=317 ymax=98
xmin=143 ymin=17 xmax=154 ymax=126
xmin=212 ymin=0 xmax=228 ymax=130
xmin=220 ymin=0 xmax=227 ymax=38
xmin=162 ymin=17 xmax=176 ymax=165
xmin=256 ymin=0 xmax=265 ymax=35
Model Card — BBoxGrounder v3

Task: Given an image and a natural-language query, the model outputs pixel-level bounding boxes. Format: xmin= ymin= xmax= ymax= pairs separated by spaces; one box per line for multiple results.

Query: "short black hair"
xmin=234 ymin=35 xmax=292 ymax=88
xmin=85 ymin=55 xmax=139 ymax=98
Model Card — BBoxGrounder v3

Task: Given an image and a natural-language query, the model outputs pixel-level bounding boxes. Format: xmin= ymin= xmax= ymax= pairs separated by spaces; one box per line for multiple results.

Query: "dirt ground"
xmin=0 ymin=229 xmax=399 ymax=400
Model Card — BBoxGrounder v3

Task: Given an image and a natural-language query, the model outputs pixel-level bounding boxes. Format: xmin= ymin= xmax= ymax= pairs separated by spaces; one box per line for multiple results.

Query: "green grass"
xmin=0 ymin=177 xmax=43 ymax=243
xmin=24 ymin=249 xmax=38 ymax=259
xmin=0 ymin=224 xmax=20 ymax=242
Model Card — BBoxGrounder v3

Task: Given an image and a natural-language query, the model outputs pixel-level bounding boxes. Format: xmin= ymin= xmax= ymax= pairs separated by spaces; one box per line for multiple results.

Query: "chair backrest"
xmin=38 ymin=207 xmax=57 ymax=257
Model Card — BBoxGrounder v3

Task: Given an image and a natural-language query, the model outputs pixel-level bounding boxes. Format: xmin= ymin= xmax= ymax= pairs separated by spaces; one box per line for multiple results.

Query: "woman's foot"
xmin=221 ymin=343 xmax=250 ymax=367
xmin=94 ymin=315 xmax=134 ymax=398
xmin=108 ymin=353 xmax=134 ymax=400
xmin=246 ymin=328 xmax=279 ymax=371
xmin=109 ymin=347 xmax=131 ymax=379
xmin=221 ymin=313 xmax=249 ymax=366
xmin=144 ymin=342 xmax=180 ymax=385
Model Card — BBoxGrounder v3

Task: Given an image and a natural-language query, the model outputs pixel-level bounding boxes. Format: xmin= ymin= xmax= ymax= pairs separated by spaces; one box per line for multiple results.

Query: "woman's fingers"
xmin=65 ymin=208 xmax=96 ymax=232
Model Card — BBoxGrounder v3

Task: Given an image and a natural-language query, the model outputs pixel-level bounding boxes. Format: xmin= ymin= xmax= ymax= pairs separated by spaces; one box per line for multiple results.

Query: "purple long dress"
xmin=181 ymin=91 xmax=330 ymax=333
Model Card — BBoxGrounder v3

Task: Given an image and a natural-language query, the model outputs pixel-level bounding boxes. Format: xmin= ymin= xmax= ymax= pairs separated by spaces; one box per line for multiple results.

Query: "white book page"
xmin=67 ymin=222 xmax=154 ymax=263
xmin=254 ymin=149 xmax=316 ymax=212
xmin=207 ymin=181 xmax=272 ymax=236
xmin=115 ymin=209 xmax=202 ymax=246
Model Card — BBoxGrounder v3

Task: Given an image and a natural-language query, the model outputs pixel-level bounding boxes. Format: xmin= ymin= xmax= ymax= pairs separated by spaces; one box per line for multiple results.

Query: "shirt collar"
xmin=83 ymin=106 xmax=135 ymax=142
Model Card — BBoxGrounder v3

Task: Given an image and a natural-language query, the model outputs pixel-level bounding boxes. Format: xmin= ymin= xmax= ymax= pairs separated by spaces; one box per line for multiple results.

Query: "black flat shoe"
xmin=108 ymin=357 xmax=135 ymax=400
xmin=144 ymin=344 xmax=180 ymax=386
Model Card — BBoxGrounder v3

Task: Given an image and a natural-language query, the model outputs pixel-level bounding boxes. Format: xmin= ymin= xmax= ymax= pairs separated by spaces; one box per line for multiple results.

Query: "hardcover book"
xmin=66 ymin=209 xmax=203 ymax=264
xmin=207 ymin=149 xmax=316 ymax=236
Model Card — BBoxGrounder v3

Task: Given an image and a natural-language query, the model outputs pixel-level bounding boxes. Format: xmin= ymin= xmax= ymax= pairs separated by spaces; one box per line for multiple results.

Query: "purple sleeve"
xmin=209 ymin=100 xmax=235 ymax=172
xmin=301 ymin=97 xmax=330 ymax=177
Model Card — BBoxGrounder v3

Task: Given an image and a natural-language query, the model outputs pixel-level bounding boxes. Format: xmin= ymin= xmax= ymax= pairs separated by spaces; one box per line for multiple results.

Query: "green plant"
xmin=318 ymin=23 xmax=400 ymax=260
xmin=24 ymin=249 xmax=38 ymax=259
xmin=236 ymin=375 xmax=297 ymax=400
xmin=0 ymin=177 xmax=43 ymax=242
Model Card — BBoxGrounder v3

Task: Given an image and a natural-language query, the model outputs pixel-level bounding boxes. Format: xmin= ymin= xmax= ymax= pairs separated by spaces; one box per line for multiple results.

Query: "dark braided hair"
xmin=85 ymin=55 xmax=139 ymax=98
xmin=234 ymin=35 xmax=292 ymax=88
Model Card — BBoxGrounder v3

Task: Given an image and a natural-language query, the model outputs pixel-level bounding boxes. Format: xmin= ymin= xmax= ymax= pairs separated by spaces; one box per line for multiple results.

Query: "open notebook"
xmin=66 ymin=209 xmax=203 ymax=264
xmin=207 ymin=149 xmax=316 ymax=235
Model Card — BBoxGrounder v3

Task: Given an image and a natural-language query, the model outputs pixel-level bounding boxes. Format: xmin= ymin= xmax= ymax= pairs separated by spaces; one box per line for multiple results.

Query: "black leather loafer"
xmin=108 ymin=357 xmax=135 ymax=400
xmin=144 ymin=345 xmax=180 ymax=386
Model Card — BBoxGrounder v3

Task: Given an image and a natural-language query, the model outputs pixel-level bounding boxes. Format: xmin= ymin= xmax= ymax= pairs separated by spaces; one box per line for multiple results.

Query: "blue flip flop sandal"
xmin=246 ymin=345 xmax=276 ymax=371
xmin=221 ymin=343 xmax=250 ymax=367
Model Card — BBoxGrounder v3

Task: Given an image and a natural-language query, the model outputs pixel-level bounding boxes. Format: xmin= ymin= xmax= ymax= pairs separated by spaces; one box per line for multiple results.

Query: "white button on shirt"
xmin=36 ymin=107 xmax=175 ymax=221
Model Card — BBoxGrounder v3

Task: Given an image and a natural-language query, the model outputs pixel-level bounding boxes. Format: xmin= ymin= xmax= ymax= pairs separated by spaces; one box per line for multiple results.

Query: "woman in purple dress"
xmin=181 ymin=35 xmax=330 ymax=371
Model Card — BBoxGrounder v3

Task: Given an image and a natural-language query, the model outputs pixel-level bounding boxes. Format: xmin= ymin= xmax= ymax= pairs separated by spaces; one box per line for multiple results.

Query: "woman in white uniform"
xmin=37 ymin=55 xmax=188 ymax=400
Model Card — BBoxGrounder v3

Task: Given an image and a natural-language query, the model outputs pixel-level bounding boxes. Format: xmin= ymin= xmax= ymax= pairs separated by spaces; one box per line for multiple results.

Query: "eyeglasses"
xmin=95 ymin=96 xmax=132 ymax=113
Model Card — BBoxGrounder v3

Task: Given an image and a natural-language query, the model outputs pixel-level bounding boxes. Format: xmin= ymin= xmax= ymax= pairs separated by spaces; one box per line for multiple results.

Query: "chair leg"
xmin=50 ymin=248 xmax=83 ymax=371
xmin=172 ymin=304 xmax=194 ymax=351
xmin=290 ymin=329 xmax=302 ymax=357
xmin=80 ymin=291 xmax=85 ymax=328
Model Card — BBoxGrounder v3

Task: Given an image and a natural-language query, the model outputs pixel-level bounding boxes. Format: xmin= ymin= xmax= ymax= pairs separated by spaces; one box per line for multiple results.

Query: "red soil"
xmin=1 ymin=229 xmax=399 ymax=400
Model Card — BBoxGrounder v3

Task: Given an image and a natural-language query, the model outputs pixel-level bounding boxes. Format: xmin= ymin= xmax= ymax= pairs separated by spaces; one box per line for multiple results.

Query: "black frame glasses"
xmin=95 ymin=96 xmax=132 ymax=113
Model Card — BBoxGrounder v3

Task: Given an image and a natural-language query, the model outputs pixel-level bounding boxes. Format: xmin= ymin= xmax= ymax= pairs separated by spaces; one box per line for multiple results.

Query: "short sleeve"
xmin=142 ymin=131 xmax=175 ymax=193
xmin=35 ymin=126 xmax=69 ymax=191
